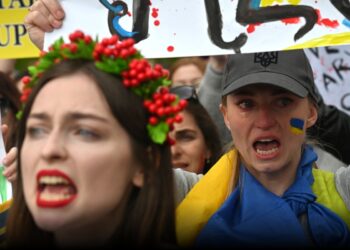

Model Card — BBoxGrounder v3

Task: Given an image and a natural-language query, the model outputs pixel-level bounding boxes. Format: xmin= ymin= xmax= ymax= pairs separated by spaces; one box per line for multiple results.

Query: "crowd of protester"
xmin=0 ymin=0 xmax=349 ymax=247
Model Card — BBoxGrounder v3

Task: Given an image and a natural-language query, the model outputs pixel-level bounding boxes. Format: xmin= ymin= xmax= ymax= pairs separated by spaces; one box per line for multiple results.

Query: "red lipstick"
xmin=36 ymin=169 xmax=77 ymax=208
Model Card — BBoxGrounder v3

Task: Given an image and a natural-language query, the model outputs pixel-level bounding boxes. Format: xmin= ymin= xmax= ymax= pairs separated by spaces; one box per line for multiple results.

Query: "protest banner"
xmin=44 ymin=0 xmax=350 ymax=58
xmin=0 ymin=0 xmax=40 ymax=59
xmin=305 ymin=45 xmax=350 ymax=115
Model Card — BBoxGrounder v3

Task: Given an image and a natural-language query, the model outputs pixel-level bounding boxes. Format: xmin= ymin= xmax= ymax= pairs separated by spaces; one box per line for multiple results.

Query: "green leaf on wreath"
xmin=147 ymin=122 xmax=169 ymax=144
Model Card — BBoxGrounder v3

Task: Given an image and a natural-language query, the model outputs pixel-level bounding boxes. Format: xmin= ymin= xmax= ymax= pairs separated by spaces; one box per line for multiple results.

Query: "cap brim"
xmin=222 ymin=72 xmax=309 ymax=97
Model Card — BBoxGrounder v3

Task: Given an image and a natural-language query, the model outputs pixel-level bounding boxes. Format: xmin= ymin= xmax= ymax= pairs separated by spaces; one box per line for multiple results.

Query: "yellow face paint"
xmin=290 ymin=118 xmax=304 ymax=135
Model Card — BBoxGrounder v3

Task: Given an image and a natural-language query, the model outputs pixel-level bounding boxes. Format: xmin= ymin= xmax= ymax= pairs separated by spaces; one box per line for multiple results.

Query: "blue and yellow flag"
xmin=290 ymin=118 xmax=304 ymax=135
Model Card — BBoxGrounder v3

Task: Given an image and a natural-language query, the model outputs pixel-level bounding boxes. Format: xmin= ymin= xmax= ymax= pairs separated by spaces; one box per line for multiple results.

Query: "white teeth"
xmin=258 ymin=139 xmax=274 ymax=142
xmin=39 ymin=176 xmax=69 ymax=185
xmin=40 ymin=192 xmax=72 ymax=201
xmin=256 ymin=147 xmax=278 ymax=155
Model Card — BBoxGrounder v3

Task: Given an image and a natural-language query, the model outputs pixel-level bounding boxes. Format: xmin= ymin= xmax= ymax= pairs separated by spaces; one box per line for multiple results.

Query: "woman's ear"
xmin=205 ymin=148 xmax=212 ymax=161
xmin=220 ymin=104 xmax=231 ymax=131
xmin=306 ymin=103 xmax=318 ymax=128
xmin=132 ymin=169 xmax=144 ymax=188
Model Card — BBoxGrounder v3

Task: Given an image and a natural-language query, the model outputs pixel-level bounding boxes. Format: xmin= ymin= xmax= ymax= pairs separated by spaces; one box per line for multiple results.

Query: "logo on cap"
xmin=254 ymin=52 xmax=278 ymax=67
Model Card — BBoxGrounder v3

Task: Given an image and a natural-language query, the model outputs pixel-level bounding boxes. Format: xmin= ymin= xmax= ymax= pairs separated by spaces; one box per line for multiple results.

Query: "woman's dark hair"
xmin=6 ymin=60 xmax=176 ymax=247
xmin=185 ymin=99 xmax=223 ymax=173
xmin=0 ymin=71 xmax=21 ymax=150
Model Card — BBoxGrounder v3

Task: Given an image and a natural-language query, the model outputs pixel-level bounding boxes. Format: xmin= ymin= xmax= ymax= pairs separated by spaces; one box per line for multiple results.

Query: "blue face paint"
xmin=290 ymin=118 xmax=304 ymax=135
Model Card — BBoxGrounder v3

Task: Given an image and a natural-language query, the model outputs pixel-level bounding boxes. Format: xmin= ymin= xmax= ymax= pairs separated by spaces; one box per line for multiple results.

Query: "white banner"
xmin=305 ymin=45 xmax=350 ymax=115
xmin=45 ymin=0 xmax=350 ymax=58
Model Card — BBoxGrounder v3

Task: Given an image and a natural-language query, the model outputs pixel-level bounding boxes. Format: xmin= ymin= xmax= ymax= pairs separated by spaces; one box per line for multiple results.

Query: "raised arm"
xmin=24 ymin=0 xmax=65 ymax=49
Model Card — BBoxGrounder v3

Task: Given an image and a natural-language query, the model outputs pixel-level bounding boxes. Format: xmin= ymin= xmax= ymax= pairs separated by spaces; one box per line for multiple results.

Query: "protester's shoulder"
xmin=335 ymin=166 xmax=350 ymax=177
xmin=173 ymin=168 xmax=202 ymax=204
xmin=335 ymin=167 xmax=350 ymax=207
xmin=313 ymin=145 xmax=345 ymax=173
xmin=173 ymin=168 xmax=202 ymax=188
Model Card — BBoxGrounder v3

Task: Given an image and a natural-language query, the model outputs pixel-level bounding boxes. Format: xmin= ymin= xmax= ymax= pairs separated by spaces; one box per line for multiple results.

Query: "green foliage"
xmin=147 ymin=122 xmax=169 ymax=144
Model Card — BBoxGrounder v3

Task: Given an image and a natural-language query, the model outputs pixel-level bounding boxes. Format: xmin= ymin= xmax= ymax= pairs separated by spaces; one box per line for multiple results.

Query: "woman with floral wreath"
xmin=5 ymin=30 xmax=187 ymax=248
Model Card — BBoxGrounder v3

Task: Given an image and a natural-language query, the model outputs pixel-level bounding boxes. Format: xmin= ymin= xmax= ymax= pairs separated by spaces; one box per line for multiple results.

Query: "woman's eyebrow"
xmin=27 ymin=112 xmax=110 ymax=123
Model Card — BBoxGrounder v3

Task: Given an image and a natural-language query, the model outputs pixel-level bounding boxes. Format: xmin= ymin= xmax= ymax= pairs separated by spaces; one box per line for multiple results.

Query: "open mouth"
xmin=253 ymin=138 xmax=280 ymax=159
xmin=36 ymin=169 xmax=77 ymax=208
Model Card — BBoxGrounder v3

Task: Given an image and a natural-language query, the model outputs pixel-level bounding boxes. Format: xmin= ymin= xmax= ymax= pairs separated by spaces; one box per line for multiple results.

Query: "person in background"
xmin=177 ymin=50 xmax=350 ymax=248
xmin=169 ymin=85 xmax=222 ymax=175
xmin=0 ymin=59 xmax=34 ymax=93
xmin=0 ymin=71 xmax=20 ymax=193
xmin=0 ymin=72 xmax=21 ymax=243
xmin=0 ymin=73 xmax=21 ymax=152
xmin=0 ymin=60 xmax=16 ymax=79
xmin=169 ymin=85 xmax=222 ymax=205
xmin=5 ymin=31 xmax=186 ymax=247
xmin=198 ymin=56 xmax=231 ymax=147
xmin=169 ymin=57 xmax=207 ymax=90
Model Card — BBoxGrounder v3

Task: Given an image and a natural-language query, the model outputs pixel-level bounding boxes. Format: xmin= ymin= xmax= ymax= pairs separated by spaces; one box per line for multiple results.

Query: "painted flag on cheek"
xmin=290 ymin=118 xmax=305 ymax=135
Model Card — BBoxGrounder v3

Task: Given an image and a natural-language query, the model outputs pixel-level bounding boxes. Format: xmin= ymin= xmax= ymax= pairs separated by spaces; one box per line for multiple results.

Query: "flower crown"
xmin=18 ymin=30 xmax=187 ymax=145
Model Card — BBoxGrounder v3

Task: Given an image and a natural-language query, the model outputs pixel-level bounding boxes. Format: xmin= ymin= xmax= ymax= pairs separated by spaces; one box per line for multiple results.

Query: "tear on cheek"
xmin=290 ymin=118 xmax=304 ymax=135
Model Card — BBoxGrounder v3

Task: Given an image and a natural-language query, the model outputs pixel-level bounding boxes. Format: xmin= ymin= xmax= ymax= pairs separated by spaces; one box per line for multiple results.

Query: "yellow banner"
xmin=0 ymin=0 xmax=39 ymax=59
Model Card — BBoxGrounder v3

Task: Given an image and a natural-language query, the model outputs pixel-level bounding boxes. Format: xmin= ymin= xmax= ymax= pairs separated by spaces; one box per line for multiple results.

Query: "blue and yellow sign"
xmin=0 ymin=0 xmax=39 ymax=59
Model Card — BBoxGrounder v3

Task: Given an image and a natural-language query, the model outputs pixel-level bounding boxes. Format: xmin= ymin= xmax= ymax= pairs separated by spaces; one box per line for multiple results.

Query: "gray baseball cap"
xmin=221 ymin=50 xmax=318 ymax=102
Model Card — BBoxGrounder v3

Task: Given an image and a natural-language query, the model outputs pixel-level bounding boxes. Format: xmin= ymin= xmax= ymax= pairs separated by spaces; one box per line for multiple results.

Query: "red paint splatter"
xmin=282 ymin=17 xmax=300 ymax=24
xmin=315 ymin=9 xmax=322 ymax=24
xmin=247 ymin=25 xmax=255 ymax=33
xmin=320 ymin=18 xmax=339 ymax=28
xmin=127 ymin=11 xmax=131 ymax=17
xmin=246 ymin=23 xmax=261 ymax=33
xmin=315 ymin=9 xmax=339 ymax=28
xmin=167 ymin=46 xmax=174 ymax=52
xmin=152 ymin=8 xmax=159 ymax=18
xmin=154 ymin=20 xmax=160 ymax=26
